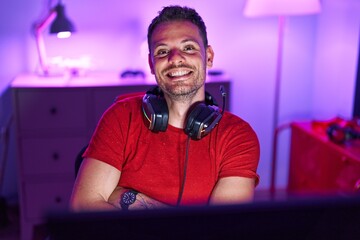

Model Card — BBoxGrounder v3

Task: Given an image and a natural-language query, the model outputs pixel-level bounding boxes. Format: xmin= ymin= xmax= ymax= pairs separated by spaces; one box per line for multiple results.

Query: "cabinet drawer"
xmin=92 ymin=86 xmax=153 ymax=126
xmin=16 ymin=88 xmax=88 ymax=131
xmin=24 ymin=180 xmax=74 ymax=220
xmin=21 ymin=137 xmax=88 ymax=176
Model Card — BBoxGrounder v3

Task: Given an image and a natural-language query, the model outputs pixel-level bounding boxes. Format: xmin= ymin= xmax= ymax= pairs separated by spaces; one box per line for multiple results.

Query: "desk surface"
xmin=11 ymin=71 xmax=230 ymax=88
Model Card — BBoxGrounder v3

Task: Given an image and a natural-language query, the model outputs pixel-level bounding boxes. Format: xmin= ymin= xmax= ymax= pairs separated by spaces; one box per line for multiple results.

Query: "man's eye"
xmin=155 ymin=49 xmax=168 ymax=57
xmin=184 ymin=45 xmax=195 ymax=52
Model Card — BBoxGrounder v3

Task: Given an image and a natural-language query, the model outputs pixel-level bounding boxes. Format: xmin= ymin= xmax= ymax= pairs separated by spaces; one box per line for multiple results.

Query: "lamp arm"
xmin=34 ymin=9 xmax=57 ymax=75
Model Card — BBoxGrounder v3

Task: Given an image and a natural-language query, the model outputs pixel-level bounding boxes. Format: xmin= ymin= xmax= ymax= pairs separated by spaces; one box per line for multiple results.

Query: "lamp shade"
xmin=243 ymin=0 xmax=322 ymax=17
xmin=50 ymin=3 xmax=76 ymax=34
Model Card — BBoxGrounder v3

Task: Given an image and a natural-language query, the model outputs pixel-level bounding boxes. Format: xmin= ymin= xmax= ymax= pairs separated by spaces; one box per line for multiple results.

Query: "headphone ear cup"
xmin=142 ymin=94 xmax=169 ymax=132
xmin=184 ymin=103 xmax=203 ymax=138
xmin=184 ymin=103 xmax=222 ymax=140
xmin=327 ymin=123 xmax=360 ymax=144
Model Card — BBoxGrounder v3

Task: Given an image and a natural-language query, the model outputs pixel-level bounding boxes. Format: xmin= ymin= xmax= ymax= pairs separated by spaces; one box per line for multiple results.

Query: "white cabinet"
xmin=11 ymin=72 xmax=230 ymax=240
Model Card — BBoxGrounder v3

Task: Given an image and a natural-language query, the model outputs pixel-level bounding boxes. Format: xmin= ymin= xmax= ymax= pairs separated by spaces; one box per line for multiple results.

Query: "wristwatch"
xmin=120 ymin=189 xmax=138 ymax=210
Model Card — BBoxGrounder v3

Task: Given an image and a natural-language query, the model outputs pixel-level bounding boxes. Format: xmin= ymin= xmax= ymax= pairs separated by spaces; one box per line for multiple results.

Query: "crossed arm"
xmin=69 ymin=158 xmax=255 ymax=212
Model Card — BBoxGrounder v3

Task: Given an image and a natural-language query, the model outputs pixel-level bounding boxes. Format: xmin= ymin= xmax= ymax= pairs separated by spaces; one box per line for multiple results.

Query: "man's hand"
xmin=108 ymin=187 xmax=171 ymax=210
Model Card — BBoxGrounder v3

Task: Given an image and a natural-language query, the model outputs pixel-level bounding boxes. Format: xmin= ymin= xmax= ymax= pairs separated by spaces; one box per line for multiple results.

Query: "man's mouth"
xmin=166 ymin=69 xmax=193 ymax=78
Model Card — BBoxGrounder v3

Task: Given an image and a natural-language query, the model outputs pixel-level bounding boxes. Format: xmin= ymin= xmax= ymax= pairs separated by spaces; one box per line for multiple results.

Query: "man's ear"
xmin=148 ymin=53 xmax=155 ymax=75
xmin=206 ymin=45 xmax=214 ymax=68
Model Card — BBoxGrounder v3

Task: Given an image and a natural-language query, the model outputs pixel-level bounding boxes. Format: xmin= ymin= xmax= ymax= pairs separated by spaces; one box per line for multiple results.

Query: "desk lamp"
xmin=34 ymin=0 xmax=76 ymax=75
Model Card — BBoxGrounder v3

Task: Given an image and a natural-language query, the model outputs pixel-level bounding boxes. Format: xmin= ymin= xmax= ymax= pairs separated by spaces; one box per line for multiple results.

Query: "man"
xmin=70 ymin=5 xmax=260 ymax=211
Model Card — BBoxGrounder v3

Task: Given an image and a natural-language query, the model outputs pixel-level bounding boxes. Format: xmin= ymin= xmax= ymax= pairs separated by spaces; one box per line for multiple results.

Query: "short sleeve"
xmin=217 ymin=116 xmax=260 ymax=185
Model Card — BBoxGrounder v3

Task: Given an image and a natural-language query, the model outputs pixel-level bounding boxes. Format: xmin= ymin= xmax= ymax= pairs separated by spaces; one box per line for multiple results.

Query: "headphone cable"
xmin=176 ymin=86 xmax=226 ymax=206
xmin=220 ymin=85 xmax=226 ymax=114
xmin=177 ymin=135 xmax=191 ymax=206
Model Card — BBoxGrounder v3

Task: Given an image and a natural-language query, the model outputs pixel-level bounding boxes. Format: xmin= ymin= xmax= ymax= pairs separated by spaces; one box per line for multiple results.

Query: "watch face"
xmin=122 ymin=191 xmax=137 ymax=205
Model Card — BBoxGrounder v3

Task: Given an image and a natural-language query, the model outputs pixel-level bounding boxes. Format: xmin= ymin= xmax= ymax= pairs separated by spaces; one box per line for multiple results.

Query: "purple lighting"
xmin=0 ymin=0 xmax=359 ymax=201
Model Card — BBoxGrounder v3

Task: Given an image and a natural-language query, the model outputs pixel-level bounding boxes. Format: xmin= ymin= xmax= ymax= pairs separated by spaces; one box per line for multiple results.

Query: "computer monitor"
xmin=47 ymin=195 xmax=360 ymax=240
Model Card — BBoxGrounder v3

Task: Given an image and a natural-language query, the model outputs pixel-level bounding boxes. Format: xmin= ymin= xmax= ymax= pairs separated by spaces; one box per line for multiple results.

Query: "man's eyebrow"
xmin=153 ymin=39 xmax=200 ymax=49
xmin=153 ymin=43 xmax=167 ymax=49
xmin=181 ymin=39 xmax=200 ymax=45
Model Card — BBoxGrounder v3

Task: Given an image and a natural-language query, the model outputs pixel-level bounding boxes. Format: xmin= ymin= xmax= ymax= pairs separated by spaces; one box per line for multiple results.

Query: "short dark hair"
xmin=147 ymin=6 xmax=208 ymax=53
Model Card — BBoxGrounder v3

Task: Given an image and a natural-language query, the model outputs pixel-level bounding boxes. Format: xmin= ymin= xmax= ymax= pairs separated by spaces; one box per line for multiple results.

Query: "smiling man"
xmin=70 ymin=6 xmax=260 ymax=211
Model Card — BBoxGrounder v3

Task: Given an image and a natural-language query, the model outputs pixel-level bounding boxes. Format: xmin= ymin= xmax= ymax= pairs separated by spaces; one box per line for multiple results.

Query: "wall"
xmin=313 ymin=0 xmax=360 ymax=119
xmin=0 ymin=0 xmax=359 ymax=202
xmin=0 ymin=0 xmax=42 ymax=202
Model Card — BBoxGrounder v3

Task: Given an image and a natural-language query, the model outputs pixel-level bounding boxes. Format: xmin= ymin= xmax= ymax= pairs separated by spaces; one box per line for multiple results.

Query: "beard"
xmin=156 ymin=63 xmax=207 ymax=102
xmin=163 ymin=82 xmax=200 ymax=101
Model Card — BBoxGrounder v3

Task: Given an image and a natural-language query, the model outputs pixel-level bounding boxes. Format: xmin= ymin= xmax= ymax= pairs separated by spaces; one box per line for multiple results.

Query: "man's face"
xmin=148 ymin=20 xmax=214 ymax=100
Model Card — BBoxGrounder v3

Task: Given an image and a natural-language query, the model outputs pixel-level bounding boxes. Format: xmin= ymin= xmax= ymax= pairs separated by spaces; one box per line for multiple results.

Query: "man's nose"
xmin=168 ymin=49 xmax=184 ymax=65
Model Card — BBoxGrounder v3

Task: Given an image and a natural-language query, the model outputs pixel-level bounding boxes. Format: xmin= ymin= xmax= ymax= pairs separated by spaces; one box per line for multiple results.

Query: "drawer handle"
xmin=49 ymin=107 xmax=58 ymax=115
xmin=52 ymin=152 xmax=60 ymax=161
xmin=55 ymin=196 xmax=62 ymax=203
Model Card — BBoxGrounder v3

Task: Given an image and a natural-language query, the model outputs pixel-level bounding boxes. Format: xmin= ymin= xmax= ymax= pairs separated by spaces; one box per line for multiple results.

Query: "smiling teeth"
xmin=169 ymin=70 xmax=189 ymax=77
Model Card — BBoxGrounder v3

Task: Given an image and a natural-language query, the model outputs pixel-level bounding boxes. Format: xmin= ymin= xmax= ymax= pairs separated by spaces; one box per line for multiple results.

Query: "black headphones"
xmin=327 ymin=123 xmax=360 ymax=144
xmin=142 ymin=86 xmax=223 ymax=140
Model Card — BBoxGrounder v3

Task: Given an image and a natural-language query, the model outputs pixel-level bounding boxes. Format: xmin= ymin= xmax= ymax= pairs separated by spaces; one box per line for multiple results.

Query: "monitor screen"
xmin=47 ymin=196 xmax=360 ymax=240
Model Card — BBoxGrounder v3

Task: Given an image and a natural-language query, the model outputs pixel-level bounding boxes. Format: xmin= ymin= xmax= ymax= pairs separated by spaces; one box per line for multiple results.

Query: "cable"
xmin=220 ymin=85 xmax=226 ymax=114
xmin=176 ymin=86 xmax=226 ymax=206
xmin=176 ymin=135 xmax=191 ymax=206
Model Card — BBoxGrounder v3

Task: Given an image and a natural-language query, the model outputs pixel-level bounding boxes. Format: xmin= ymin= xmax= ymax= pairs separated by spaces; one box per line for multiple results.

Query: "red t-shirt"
xmin=84 ymin=94 xmax=260 ymax=206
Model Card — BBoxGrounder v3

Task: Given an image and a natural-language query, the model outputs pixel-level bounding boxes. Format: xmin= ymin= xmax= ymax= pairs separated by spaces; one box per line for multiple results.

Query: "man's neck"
xmin=165 ymin=91 xmax=205 ymax=129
